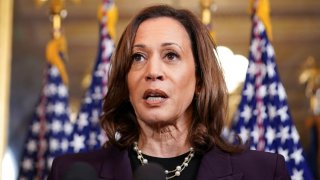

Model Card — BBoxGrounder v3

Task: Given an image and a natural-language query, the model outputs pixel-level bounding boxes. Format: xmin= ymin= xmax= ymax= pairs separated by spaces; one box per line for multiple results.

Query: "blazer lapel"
xmin=196 ymin=147 xmax=243 ymax=180
xmin=99 ymin=145 xmax=133 ymax=180
xmin=97 ymin=145 xmax=243 ymax=180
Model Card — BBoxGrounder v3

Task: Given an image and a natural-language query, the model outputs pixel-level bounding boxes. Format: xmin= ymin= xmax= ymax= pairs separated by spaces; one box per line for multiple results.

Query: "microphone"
xmin=133 ymin=163 xmax=166 ymax=180
xmin=62 ymin=162 xmax=98 ymax=180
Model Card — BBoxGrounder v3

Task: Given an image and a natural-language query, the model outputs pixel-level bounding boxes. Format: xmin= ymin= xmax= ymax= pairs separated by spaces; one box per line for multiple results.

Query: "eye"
xmin=165 ymin=52 xmax=179 ymax=61
xmin=132 ymin=53 xmax=145 ymax=62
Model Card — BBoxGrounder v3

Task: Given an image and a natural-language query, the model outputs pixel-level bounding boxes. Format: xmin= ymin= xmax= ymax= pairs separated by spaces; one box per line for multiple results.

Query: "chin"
xmin=140 ymin=116 xmax=176 ymax=127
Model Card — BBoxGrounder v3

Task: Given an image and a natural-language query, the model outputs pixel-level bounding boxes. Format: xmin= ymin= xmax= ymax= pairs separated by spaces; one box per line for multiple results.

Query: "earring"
xmin=194 ymin=91 xmax=200 ymax=98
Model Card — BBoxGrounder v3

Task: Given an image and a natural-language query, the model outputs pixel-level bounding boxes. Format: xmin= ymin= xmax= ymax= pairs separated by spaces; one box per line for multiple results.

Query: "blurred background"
xmin=1 ymin=0 xmax=320 ymax=179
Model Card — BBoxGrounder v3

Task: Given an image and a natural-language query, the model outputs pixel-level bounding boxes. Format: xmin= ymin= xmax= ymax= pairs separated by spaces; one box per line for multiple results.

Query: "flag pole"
xmin=36 ymin=1 xmax=68 ymax=178
xmin=200 ymin=0 xmax=216 ymax=40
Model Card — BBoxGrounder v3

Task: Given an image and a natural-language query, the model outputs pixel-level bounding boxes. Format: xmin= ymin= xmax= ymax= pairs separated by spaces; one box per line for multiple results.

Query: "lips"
xmin=143 ymin=89 xmax=168 ymax=104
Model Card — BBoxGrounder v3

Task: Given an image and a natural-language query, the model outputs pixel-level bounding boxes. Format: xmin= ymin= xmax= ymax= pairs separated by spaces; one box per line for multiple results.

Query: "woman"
xmin=48 ymin=5 xmax=290 ymax=180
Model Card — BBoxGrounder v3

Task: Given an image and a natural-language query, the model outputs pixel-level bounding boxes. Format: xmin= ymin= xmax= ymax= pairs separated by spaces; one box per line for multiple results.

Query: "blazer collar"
xmin=99 ymin=145 xmax=133 ymax=180
xmin=196 ymin=147 xmax=243 ymax=180
xmin=98 ymin=145 xmax=243 ymax=180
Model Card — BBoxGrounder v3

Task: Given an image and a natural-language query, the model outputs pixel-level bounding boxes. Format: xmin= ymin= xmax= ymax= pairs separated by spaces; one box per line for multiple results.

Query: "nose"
xmin=146 ymin=73 xmax=163 ymax=81
xmin=145 ymin=57 xmax=164 ymax=81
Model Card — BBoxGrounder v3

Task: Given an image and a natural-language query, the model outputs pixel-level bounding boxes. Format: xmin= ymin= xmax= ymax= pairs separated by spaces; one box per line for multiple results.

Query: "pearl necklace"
xmin=133 ymin=142 xmax=195 ymax=179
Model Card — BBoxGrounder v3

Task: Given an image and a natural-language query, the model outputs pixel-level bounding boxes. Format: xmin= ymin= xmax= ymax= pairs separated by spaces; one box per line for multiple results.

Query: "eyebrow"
xmin=133 ymin=44 xmax=145 ymax=48
xmin=162 ymin=42 xmax=183 ymax=51
xmin=133 ymin=42 xmax=183 ymax=51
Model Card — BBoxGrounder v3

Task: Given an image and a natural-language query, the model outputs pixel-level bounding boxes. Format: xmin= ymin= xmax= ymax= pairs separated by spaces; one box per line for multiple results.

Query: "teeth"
xmin=146 ymin=97 xmax=164 ymax=101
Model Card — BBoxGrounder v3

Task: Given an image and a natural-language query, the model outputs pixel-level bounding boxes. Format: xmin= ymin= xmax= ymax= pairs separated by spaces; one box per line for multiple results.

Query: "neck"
xmin=137 ymin=115 xmax=192 ymax=158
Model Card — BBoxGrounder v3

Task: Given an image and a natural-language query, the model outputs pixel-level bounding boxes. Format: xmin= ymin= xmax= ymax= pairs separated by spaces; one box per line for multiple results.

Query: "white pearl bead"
xmin=138 ymin=150 xmax=142 ymax=154
xmin=184 ymin=163 xmax=188 ymax=167
xmin=137 ymin=155 xmax=142 ymax=159
xmin=176 ymin=166 xmax=181 ymax=171
xmin=175 ymin=171 xmax=181 ymax=176
xmin=143 ymin=159 xmax=148 ymax=164
xmin=165 ymin=170 xmax=169 ymax=174
xmin=185 ymin=157 xmax=188 ymax=161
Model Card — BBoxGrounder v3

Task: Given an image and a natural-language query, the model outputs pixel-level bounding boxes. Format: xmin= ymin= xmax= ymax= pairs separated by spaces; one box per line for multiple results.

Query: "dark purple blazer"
xmin=48 ymin=145 xmax=291 ymax=180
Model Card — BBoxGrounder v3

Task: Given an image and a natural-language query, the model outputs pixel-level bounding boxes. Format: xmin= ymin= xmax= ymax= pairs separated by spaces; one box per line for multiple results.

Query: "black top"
xmin=128 ymin=147 xmax=202 ymax=180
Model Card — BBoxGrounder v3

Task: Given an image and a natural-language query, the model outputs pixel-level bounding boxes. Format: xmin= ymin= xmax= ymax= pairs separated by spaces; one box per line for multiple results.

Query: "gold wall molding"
xmin=0 ymin=0 xmax=13 ymax=178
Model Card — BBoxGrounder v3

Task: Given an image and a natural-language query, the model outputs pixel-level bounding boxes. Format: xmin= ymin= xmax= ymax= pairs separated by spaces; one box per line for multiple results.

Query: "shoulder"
xmin=47 ymin=148 xmax=105 ymax=180
xmin=232 ymin=149 xmax=282 ymax=164
xmin=47 ymin=146 xmax=122 ymax=180
xmin=231 ymin=149 xmax=290 ymax=179
xmin=200 ymin=147 xmax=290 ymax=180
xmin=203 ymin=146 xmax=283 ymax=164
xmin=54 ymin=148 xmax=108 ymax=164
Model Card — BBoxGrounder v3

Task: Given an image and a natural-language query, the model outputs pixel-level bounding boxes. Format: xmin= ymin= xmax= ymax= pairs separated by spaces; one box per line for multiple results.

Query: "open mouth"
xmin=143 ymin=89 xmax=168 ymax=102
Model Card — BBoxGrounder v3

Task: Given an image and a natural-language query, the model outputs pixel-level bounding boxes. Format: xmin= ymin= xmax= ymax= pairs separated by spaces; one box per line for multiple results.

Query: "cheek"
xmin=179 ymin=66 xmax=196 ymax=88
xmin=186 ymin=69 xmax=197 ymax=93
xmin=175 ymin=69 xmax=197 ymax=101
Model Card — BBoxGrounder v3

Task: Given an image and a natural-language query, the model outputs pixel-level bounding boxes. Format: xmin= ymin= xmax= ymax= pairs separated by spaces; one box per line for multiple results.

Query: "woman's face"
xmin=127 ymin=17 xmax=196 ymax=126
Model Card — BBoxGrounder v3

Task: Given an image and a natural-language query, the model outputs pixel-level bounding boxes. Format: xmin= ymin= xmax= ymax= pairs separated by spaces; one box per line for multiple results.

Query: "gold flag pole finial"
xmin=200 ymin=0 xmax=216 ymax=40
xmin=34 ymin=0 xmax=80 ymax=39
xmin=34 ymin=0 xmax=80 ymax=85
xmin=50 ymin=0 xmax=66 ymax=39
xmin=33 ymin=0 xmax=65 ymax=39
xmin=200 ymin=0 xmax=213 ymax=25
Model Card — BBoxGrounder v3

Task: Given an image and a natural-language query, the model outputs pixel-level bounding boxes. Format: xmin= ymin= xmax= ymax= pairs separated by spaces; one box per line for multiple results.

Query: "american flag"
xmin=231 ymin=0 xmax=314 ymax=179
xmin=66 ymin=0 xmax=115 ymax=153
xmin=18 ymin=37 xmax=73 ymax=179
